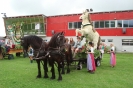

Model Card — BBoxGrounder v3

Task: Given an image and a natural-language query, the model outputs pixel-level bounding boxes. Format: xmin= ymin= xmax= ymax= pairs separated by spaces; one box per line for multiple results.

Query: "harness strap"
xmin=36 ymin=41 xmax=44 ymax=58
xmin=82 ymin=23 xmax=92 ymax=28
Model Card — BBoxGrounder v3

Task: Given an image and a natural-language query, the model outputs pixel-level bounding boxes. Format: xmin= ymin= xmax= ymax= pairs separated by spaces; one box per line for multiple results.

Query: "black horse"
xmin=45 ymin=31 xmax=66 ymax=81
xmin=21 ymin=32 xmax=67 ymax=81
xmin=21 ymin=35 xmax=49 ymax=78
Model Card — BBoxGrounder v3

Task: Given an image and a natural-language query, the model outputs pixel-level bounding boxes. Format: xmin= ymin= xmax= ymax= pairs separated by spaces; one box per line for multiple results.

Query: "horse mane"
xmin=22 ymin=35 xmax=43 ymax=49
xmin=86 ymin=11 xmax=96 ymax=33
xmin=48 ymin=32 xmax=64 ymax=48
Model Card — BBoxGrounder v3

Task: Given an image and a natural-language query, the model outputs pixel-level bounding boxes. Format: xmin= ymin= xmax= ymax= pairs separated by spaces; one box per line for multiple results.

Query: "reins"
xmin=35 ymin=40 xmax=44 ymax=58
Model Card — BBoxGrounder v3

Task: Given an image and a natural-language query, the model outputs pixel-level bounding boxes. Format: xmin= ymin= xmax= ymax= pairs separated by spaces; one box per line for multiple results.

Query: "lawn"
xmin=0 ymin=53 xmax=133 ymax=88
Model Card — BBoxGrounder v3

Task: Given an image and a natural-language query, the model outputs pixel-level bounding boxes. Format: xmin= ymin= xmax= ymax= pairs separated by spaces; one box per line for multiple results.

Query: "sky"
xmin=0 ymin=0 xmax=133 ymax=36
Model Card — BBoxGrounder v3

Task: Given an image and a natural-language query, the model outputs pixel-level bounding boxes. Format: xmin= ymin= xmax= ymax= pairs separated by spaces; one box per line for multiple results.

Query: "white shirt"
xmin=90 ymin=47 xmax=94 ymax=53
xmin=111 ymin=46 xmax=115 ymax=51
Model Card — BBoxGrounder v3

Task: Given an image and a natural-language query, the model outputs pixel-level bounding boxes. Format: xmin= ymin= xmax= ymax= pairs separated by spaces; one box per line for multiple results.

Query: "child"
xmin=86 ymin=42 xmax=96 ymax=74
xmin=28 ymin=45 xmax=34 ymax=63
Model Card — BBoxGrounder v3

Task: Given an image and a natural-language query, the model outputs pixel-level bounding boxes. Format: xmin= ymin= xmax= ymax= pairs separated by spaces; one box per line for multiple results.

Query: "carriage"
xmin=1 ymin=14 xmax=46 ymax=59
xmin=73 ymin=45 xmax=102 ymax=69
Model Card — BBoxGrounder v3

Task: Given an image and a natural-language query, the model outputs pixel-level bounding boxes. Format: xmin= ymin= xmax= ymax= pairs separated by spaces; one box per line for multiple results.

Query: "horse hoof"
xmin=50 ymin=76 xmax=55 ymax=80
xmin=67 ymin=71 xmax=70 ymax=74
xmin=58 ymin=78 xmax=62 ymax=81
xmin=61 ymin=72 xmax=65 ymax=74
xmin=44 ymin=76 xmax=49 ymax=78
xmin=36 ymin=75 xmax=41 ymax=78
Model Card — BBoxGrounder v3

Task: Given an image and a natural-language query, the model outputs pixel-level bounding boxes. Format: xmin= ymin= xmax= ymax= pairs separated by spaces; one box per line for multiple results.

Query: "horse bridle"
xmin=35 ymin=40 xmax=44 ymax=58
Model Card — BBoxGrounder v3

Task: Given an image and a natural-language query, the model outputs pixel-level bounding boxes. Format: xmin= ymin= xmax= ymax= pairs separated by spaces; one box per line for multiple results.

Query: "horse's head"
xmin=79 ymin=9 xmax=90 ymax=21
xmin=56 ymin=32 xmax=65 ymax=47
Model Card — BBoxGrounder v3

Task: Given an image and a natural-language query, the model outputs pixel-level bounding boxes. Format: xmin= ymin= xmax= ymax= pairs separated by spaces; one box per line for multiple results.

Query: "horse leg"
xmin=76 ymin=29 xmax=83 ymax=37
xmin=76 ymin=29 xmax=85 ymax=40
xmin=50 ymin=61 xmax=55 ymax=79
xmin=61 ymin=59 xmax=65 ymax=74
xmin=58 ymin=62 xmax=62 ymax=81
xmin=36 ymin=60 xmax=41 ymax=78
xmin=66 ymin=59 xmax=70 ymax=73
xmin=43 ymin=59 xmax=49 ymax=78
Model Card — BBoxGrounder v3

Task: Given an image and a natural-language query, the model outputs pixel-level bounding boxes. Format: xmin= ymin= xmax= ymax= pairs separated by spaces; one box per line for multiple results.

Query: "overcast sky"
xmin=0 ymin=0 xmax=133 ymax=36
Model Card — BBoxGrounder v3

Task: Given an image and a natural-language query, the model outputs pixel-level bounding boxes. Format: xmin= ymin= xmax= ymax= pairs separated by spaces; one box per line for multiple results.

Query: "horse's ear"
xmin=86 ymin=9 xmax=89 ymax=12
xmin=61 ymin=31 xmax=65 ymax=35
xmin=90 ymin=8 xmax=93 ymax=12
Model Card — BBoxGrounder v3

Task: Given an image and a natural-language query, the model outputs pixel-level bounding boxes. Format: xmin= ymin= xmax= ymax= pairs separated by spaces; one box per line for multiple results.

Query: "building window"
xmin=74 ymin=22 xmax=77 ymax=28
xmin=110 ymin=20 xmax=115 ymax=28
xmin=129 ymin=20 xmax=133 ymax=27
xmin=78 ymin=22 xmax=82 ymax=28
xmin=117 ymin=20 xmax=122 ymax=27
xmin=95 ymin=21 xmax=99 ymax=28
xmin=68 ymin=22 xmax=82 ymax=29
xmin=105 ymin=21 xmax=109 ymax=28
xmin=101 ymin=39 xmax=105 ymax=42
xmin=108 ymin=39 xmax=113 ymax=42
xmin=122 ymin=39 xmax=133 ymax=46
xmin=99 ymin=21 xmax=104 ymax=28
xmin=68 ymin=22 xmax=73 ymax=29
xmin=123 ymin=20 xmax=129 ymax=27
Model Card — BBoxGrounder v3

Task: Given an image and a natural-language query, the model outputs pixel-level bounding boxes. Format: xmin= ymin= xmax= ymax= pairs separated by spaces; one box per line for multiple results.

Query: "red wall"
xmin=46 ymin=10 xmax=133 ymax=36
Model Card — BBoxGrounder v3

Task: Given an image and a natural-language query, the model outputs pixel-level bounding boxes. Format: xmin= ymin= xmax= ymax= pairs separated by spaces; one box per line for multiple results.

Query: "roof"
xmin=2 ymin=9 xmax=133 ymax=19
xmin=3 ymin=14 xmax=46 ymax=19
xmin=47 ymin=9 xmax=133 ymax=17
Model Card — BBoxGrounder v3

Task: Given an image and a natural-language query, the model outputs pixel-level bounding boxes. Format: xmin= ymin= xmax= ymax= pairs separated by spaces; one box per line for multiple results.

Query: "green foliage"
xmin=15 ymin=44 xmax=23 ymax=49
xmin=94 ymin=50 xmax=101 ymax=58
xmin=1 ymin=46 xmax=6 ymax=54
xmin=104 ymin=46 xmax=110 ymax=53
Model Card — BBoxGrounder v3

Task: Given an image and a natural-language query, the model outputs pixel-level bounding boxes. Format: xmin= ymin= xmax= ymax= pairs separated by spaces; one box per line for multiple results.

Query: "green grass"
xmin=0 ymin=53 xmax=133 ymax=88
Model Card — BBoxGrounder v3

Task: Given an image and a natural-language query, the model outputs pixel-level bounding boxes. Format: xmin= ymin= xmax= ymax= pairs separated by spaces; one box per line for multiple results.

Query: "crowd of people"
xmin=64 ymin=37 xmax=116 ymax=74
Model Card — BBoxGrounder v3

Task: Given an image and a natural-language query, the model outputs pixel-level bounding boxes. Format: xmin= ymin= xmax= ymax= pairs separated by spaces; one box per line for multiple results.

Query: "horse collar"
xmin=82 ymin=23 xmax=91 ymax=28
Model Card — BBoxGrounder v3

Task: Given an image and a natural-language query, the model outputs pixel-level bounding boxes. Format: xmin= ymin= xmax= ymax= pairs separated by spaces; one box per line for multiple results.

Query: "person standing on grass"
xmin=110 ymin=44 xmax=116 ymax=68
xmin=100 ymin=43 xmax=105 ymax=60
xmin=86 ymin=42 xmax=96 ymax=74
xmin=28 ymin=45 xmax=34 ymax=63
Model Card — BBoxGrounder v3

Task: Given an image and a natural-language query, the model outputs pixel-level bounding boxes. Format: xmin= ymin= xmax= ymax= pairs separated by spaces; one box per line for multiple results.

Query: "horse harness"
xmin=34 ymin=40 xmax=46 ymax=58
xmin=81 ymin=23 xmax=96 ymax=33
xmin=81 ymin=23 xmax=92 ymax=28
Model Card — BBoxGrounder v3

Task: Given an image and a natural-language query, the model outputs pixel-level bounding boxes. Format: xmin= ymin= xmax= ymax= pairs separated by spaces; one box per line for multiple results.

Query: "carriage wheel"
xmin=8 ymin=54 xmax=14 ymax=60
xmin=16 ymin=52 xmax=21 ymax=57
xmin=95 ymin=57 xmax=101 ymax=67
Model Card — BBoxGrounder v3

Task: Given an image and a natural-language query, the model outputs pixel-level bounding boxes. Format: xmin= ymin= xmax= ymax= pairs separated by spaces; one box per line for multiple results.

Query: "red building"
xmin=46 ymin=10 xmax=133 ymax=52
xmin=3 ymin=10 xmax=133 ymax=52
